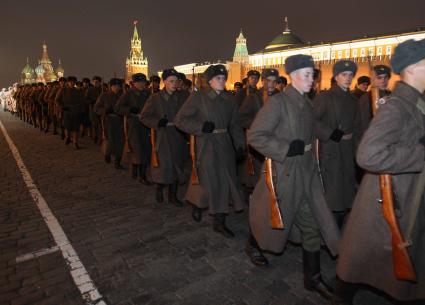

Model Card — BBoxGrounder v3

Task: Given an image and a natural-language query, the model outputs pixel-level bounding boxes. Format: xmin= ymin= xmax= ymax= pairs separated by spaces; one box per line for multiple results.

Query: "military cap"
xmin=247 ymin=70 xmax=260 ymax=78
xmin=285 ymin=54 xmax=315 ymax=74
xmin=313 ymin=68 xmax=321 ymax=80
xmin=277 ymin=76 xmax=288 ymax=85
xmin=82 ymin=77 xmax=90 ymax=83
xmin=37 ymin=82 xmax=44 ymax=86
xmin=59 ymin=77 xmax=66 ymax=82
xmin=109 ymin=78 xmax=122 ymax=86
xmin=76 ymin=81 xmax=83 ymax=87
xmin=150 ymin=75 xmax=161 ymax=83
xmin=204 ymin=64 xmax=228 ymax=81
xmin=52 ymin=80 xmax=59 ymax=85
xmin=391 ymin=38 xmax=425 ymax=74
xmin=333 ymin=60 xmax=357 ymax=77
xmin=67 ymin=76 xmax=77 ymax=82
xmin=261 ymin=68 xmax=279 ymax=79
xmin=234 ymin=81 xmax=243 ymax=87
xmin=357 ymin=76 xmax=371 ymax=85
xmin=92 ymin=76 xmax=102 ymax=81
xmin=177 ymin=72 xmax=186 ymax=80
xmin=162 ymin=69 xmax=179 ymax=80
xmin=373 ymin=65 xmax=391 ymax=77
xmin=132 ymin=73 xmax=147 ymax=83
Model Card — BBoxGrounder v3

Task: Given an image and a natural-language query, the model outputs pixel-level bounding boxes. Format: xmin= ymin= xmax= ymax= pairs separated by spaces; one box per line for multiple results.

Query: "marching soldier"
xmin=174 ymin=64 xmax=245 ymax=238
xmin=81 ymin=77 xmax=92 ymax=138
xmin=149 ymin=75 xmax=161 ymax=95
xmin=358 ymin=65 xmax=392 ymax=136
xmin=233 ymin=82 xmax=243 ymax=95
xmin=275 ymin=76 xmax=288 ymax=92
xmin=86 ymin=76 xmax=103 ymax=143
xmin=115 ymin=73 xmax=152 ymax=185
xmin=55 ymin=76 xmax=84 ymax=149
xmin=247 ymin=55 xmax=339 ymax=299
xmin=39 ymin=82 xmax=51 ymax=133
xmin=351 ymin=75 xmax=370 ymax=99
xmin=140 ymin=69 xmax=189 ymax=206
xmin=313 ymin=60 xmax=361 ymax=228
xmin=94 ymin=78 xmax=125 ymax=169
xmin=333 ymin=38 xmax=425 ymax=305
xmin=239 ymin=68 xmax=280 ymax=190
xmin=50 ymin=77 xmax=67 ymax=138
xmin=235 ymin=70 xmax=260 ymax=107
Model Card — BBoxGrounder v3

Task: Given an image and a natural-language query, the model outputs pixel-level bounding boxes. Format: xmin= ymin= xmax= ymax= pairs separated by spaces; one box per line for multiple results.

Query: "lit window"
xmin=360 ymin=49 xmax=366 ymax=57
xmin=368 ymin=48 xmax=374 ymax=56
xmin=377 ymin=47 xmax=383 ymax=55
xmin=331 ymin=51 xmax=336 ymax=59
xmin=352 ymin=49 xmax=358 ymax=57
xmin=338 ymin=51 xmax=342 ymax=58
xmin=345 ymin=50 xmax=350 ymax=58
xmin=386 ymin=45 xmax=392 ymax=55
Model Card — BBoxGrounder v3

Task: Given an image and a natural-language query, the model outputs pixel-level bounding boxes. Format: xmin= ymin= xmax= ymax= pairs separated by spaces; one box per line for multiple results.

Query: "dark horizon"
xmin=1 ymin=0 xmax=425 ymax=87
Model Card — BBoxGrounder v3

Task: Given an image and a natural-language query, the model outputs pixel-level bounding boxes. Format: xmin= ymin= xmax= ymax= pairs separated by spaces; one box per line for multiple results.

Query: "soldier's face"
xmin=276 ymin=83 xmax=285 ymax=92
xmin=357 ymin=82 xmax=369 ymax=92
xmin=290 ymin=67 xmax=314 ymax=93
xmin=93 ymin=80 xmax=100 ymax=87
xmin=374 ymin=74 xmax=390 ymax=90
xmin=67 ymin=81 xmax=75 ymax=88
xmin=248 ymin=75 xmax=259 ymax=87
xmin=335 ymin=71 xmax=354 ymax=90
xmin=164 ymin=76 xmax=178 ymax=92
xmin=133 ymin=81 xmax=145 ymax=91
xmin=263 ymin=77 xmax=277 ymax=92
xmin=110 ymin=85 xmax=121 ymax=94
xmin=209 ymin=75 xmax=227 ymax=92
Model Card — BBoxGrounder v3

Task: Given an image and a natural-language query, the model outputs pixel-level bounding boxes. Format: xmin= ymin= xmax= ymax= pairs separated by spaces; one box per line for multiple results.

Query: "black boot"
xmin=139 ymin=164 xmax=153 ymax=185
xmin=213 ymin=213 xmax=234 ymax=238
xmin=65 ymin=137 xmax=71 ymax=145
xmin=303 ymin=249 xmax=333 ymax=300
xmin=331 ymin=277 xmax=357 ymax=305
xmin=131 ymin=164 xmax=138 ymax=179
xmin=156 ymin=184 xmax=164 ymax=203
xmin=73 ymin=142 xmax=80 ymax=150
xmin=191 ymin=205 xmax=203 ymax=222
xmin=245 ymin=234 xmax=268 ymax=267
xmin=168 ymin=183 xmax=183 ymax=206
xmin=114 ymin=157 xmax=123 ymax=169
xmin=104 ymin=155 xmax=111 ymax=164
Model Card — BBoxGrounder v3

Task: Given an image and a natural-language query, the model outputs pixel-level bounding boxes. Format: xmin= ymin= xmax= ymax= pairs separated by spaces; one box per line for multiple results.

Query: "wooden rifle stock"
xmin=123 ymin=116 xmax=131 ymax=153
xmin=369 ymin=64 xmax=416 ymax=281
xmin=264 ymin=158 xmax=284 ymax=229
xmin=247 ymin=152 xmax=255 ymax=176
xmin=190 ymin=135 xmax=199 ymax=185
xmin=150 ymin=128 xmax=159 ymax=168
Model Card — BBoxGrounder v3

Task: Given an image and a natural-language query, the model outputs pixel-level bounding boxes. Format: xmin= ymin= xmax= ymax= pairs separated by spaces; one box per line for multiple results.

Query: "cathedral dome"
xmin=265 ymin=17 xmax=304 ymax=50
xmin=35 ymin=62 xmax=45 ymax=75
xmin=22 ymin=59 xmax=34 ymax=75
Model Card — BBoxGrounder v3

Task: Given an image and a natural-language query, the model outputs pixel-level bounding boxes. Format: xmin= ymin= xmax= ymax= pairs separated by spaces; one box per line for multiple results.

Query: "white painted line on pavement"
xmin=0 ymin=119 xmax=107 ymax=305
xmin=16 ymin=246 xmax=59 ymax=263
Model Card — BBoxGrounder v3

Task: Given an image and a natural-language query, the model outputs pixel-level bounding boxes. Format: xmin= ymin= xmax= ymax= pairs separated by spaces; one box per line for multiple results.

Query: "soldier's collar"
xmin=161 ymin=89 xmax=171 ymax=101
xmin=394 ymin=81 xmax=424 ymax=110
xmin=207 ymin=87 xmax=229 ymax=100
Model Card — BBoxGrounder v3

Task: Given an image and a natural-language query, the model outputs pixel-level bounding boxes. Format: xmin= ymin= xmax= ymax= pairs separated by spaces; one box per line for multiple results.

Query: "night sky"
xmin=1 ymin=0 xmax=424 ymax=87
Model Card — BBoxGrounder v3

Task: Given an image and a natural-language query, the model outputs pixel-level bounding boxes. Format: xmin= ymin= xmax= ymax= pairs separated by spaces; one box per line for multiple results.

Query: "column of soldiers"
xmin=6 ymin=37 xmax=425 ymax=304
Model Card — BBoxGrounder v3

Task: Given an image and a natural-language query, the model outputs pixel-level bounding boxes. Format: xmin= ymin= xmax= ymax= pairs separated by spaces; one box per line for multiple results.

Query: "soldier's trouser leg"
xmin=168 ymin=183 xmax=183 ymax=206
xmin=138 ymin=164 xmax=152 ymax=185
xmin=295 ymin=201 xmax=333 ymax=300
xmin=156 ymin=184 xmax=164 ymax=203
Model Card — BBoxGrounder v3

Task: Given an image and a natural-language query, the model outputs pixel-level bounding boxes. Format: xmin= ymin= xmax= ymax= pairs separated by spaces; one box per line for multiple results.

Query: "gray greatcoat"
xmin=357 ymin=89 xmax=391 ymax=137
xmin=140 ymin=89 xmax=189 ymax=185
xmin=313 ymin=84 xmax=361 ymax=211
xmin=337 ymin=82 xmax=425 ymax=301
xmin=94 ymin=91 xmax=124 ymax=159
xmin=248 ymin=85 xmax=340 ymax=255
xmin=114 ymin=88 xmax=151 ymax=165
xmin=55 ymin=86 xmax=84 ymax=132
xmin=239 ymin=88 xmax=279 ymax=188
xmin=174 ymin=88 xmax=245 ymax=214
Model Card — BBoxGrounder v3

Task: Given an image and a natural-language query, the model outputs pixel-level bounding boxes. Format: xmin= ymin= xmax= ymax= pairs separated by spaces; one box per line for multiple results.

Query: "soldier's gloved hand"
xmin=202 ymin=121 xmax=215 ymax=133
xmin=236 ymin=147 xmax=245 ymax=162
xmin=158 ymin=117 xmax=168 ymax=128
xmin=129 ymin=107 xmax=139 ymax=114
xmin=329 ymin=129 xmax=344 ymax=142
xmin=105 ymin=107 xmax=114 ymax=115
xmin=287 ymin=139 xmax=305 ymax=157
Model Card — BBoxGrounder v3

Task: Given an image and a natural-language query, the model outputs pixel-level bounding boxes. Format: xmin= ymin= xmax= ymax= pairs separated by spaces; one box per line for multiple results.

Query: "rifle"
xmin=315 ymin=139 xmax=325 ymax=193
xmin=123 ymin=115 xmax=131 ymax=153
xmin=190 ymin=134 xmax=199 ymax=185
xmin=369 ymin=57 xmax=416 ymax=281
xmin=264 ymin=158 xmax=284 ymax=229
xmin=150 ymin=128 xmax=159 ymax=167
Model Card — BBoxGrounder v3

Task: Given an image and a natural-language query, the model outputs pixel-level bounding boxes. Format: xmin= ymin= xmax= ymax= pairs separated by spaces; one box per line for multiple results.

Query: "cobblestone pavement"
xmin=0 ymin=109 xmax=395 ymax=305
